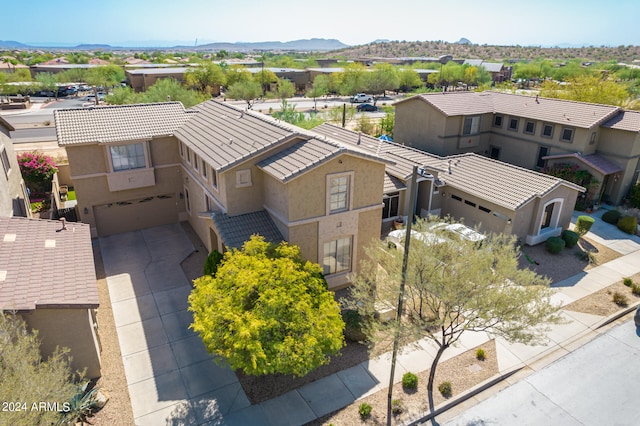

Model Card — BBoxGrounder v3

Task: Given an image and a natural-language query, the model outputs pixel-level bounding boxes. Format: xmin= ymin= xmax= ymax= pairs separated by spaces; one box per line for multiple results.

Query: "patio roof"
xmin=542 ymin=153 xmax=623 ymax=175
xmin=211 ymin=210 xmax=284 ymax=249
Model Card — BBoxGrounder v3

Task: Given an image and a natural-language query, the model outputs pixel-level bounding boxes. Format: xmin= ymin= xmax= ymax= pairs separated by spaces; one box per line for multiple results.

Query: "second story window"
xmin=560 ymin=127 xmax=574 ymax=143
xmin=524 ymin=121 xmax=536 ymax=134
xmin=493 ymin=115 xmax=503 ymax=128
xmin=462 ymin=116 xmax=480 ymax=135
xmin=329 ymin=175 xmax=350 ymax=213
xmin=110 ymin=143 xmax=146 ymax=171
xmin=508 ymin=118 xmax=519 ymax=131
xmin=1 ymin=147 xmax=10 ymax=180
xmin=542 ymin=123 xmax=554 ymax=138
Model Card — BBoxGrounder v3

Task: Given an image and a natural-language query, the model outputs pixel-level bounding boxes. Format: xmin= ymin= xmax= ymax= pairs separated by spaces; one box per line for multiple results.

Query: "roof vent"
xmin=3 ymin=234 xmax=16 ymax=242
xmin=45 ymin=239 xmax=56 ymax=248
xmin=0 ymin=271 xmax=6 ymax=282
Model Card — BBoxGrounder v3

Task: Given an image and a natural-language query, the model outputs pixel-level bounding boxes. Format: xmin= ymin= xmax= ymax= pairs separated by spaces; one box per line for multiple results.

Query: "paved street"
xmin=443 ymin=318 xmax=640 ymax=426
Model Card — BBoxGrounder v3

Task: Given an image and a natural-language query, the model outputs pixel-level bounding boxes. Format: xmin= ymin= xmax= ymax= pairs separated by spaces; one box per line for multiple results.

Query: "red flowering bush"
xmin=17 ymin=152 xmax=58 ymax=188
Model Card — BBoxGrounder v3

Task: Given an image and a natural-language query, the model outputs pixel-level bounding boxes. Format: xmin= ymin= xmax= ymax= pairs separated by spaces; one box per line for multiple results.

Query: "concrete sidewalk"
xmin=101 ymin=212 xmax=640 ymax=426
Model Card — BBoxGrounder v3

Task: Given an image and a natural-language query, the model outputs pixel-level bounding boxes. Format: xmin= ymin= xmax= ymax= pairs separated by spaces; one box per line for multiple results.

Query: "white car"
xmin=428 ymin=222 xmax=486 ymax=244
xmin=387 ymin=229 xmax=447 ymax=249
xmin=350 ymin=93 xmax=373 ymax=103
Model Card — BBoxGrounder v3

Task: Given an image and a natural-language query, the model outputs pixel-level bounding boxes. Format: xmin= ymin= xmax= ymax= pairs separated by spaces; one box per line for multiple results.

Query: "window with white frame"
xmin=462 ymin=116 xmax=480 ymax=135
xmin=184 ymin=187 xmax=191 ymax=213
xmin=211 ymin=169 xmax=218 ymax=188
xmin=202 ymin=159 xmax=207 ymax=179
xmin=382 ymin=192 xmax=400 ymax=219
xmin=542 ymin=123 xmax=554 ymax=138
xmin=179 ymin=141 xmax=184 ymax=157
xmin=205 ymin=194 xmax=213 ymax=211
xmin=193 ymin=153 xmax=199 ymax=171
xmin=508 ymin=117 xmax=519 ymax=131
xmin=1 ymin=147 xmax=10 ymax=180
xmin=590 ymin=132 xmax=596 ymax=145
xmin=524 ymin=121 xmax=536 ymax=134
xmin=323 ymin=237 xmax=351 ymax=275
xmin=110 ymin=143 xmax=146 ymax=171
xmin=329 ymin=175 xmax=350 ymax=213
xmin=493 ymin=115 xmax=503 ymax=128
xmin=560 ymin=127 xmax=574 ymax=143
xmin=186 ymin=147 xmax=191 ymax=163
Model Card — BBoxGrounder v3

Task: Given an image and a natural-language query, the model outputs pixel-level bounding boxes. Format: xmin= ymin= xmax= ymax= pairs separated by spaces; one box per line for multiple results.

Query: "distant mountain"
xmin=75 ymin=44 xmax=113 ymax=50
xmin=0 ymin=40 xmax=28 ymax=48
xmin=193 ymin=38 xmax=348 ymax=52
xmin=456 ymin=38 xmax=472 ymax=45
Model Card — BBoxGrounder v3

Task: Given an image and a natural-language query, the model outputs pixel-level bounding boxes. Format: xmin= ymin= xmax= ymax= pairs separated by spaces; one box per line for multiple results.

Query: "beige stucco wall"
xmin=1 ymin=134 xmax=30 ymax=218
xmin=439 ymin=188 xmax=514 ymax=236
xmin=21 ymin=308 xmax=101 ymax=379
xmin=395 ymin=99 xmax=447 ymax=155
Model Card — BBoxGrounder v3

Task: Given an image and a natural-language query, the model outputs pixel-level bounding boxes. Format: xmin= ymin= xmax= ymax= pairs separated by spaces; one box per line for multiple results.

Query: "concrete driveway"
xmin=100 ymin=223 xmax=251 ymax=425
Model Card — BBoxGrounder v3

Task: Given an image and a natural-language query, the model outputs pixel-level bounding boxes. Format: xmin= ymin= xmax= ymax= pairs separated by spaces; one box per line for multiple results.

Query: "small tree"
xmin=189 ymin=236 xmax=345 ymax=377
xmin=348 ymin=217 xmax=562 ymax=423
xmin=0 ymin=314 xmax=77 ymax=426
xmin=306 ymin=75 xmax=330 ymax=110
xmin=226 ymin=80 xmax=262 ymax=109
xmin=17 ymin=151 xmax=58 ymax=193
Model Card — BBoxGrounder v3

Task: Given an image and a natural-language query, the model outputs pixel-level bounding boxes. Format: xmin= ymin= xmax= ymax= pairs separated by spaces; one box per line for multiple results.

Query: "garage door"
xmin=93 ymin=194 xmax=179 ymax=236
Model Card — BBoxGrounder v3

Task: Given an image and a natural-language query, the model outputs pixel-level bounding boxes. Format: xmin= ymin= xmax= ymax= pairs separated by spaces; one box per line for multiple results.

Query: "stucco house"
xmin=394 ymin=92 xmax=640 ymax=205
xmin=55 ymin=101 xmax=389 ymax=289
xmin=314 ymin=124 xmax=584 ymax=246
xmin=1 ymin=116 xmax=30 ymax=218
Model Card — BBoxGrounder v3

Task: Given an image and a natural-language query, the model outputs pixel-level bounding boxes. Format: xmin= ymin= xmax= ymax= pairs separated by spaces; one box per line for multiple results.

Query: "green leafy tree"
xmin=364 ymin=63 xmax=400 ymax=105
xmin=340 ymin=63 xmax=368 ymax=95
xmin=224 ymin=65 xmax=252 ymax=87
xmin=139 ymin=78 xmax=208 ymax=108
xmin=56 ymin=68 xmax=88 ymax=84
xmin=226 ymin=80 xmax=262 ymax=109
xmin=347 ymin=217 xmax=562 ymax=422
xmin=189 ymin=236 xmax=345 ymax=377
xmin=0 ymin=314 xmax=77 ymax=426
xmin=274 ymin=78 xmax=295 ymax=102
xmin=185 ymin=63 xmax=226 ymax=96
xmin=105 ymin=86 xmax=140 ymax=105
xmin=85 ymin=65 xmax=125 ymax=90
xmin=306 ymin=74 xmax=330 ymax=110
xmin=398 ymin=68 xmax=423 ymax=92
xmin=253 ymin=68 xmax=278 ymax=95
xmin=540 ymin=74 xmax=631 ymax=107
xmin=35 ymin=72 xmax=58 ymax=98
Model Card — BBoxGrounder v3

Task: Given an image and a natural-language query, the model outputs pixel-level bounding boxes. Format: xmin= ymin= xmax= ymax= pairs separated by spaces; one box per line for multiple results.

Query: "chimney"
xmin=59 ymin=217 xmax=67 ymax=231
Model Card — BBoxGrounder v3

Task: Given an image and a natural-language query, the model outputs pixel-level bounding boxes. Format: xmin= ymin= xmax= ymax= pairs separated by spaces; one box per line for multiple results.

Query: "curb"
xmin=594 ymin=301 xmax=640 ymax=329
xmin=406 ymin=365 xmax=524 ymax=426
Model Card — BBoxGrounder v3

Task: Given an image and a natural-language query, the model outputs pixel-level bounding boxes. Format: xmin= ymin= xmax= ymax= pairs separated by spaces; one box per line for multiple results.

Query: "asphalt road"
xmin=442 ymin=318 xmax=640 ymax=426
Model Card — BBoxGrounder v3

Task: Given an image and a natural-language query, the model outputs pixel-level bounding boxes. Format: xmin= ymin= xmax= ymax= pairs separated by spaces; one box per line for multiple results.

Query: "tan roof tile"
xmin=601 ymin=110 xmax=640 ymax=132
xmin=0 ymin=217 xmax=98 ymax=310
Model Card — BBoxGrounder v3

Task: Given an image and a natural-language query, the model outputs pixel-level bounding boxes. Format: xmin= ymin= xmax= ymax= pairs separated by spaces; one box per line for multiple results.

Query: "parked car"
xmin=350 ymin=93 xmax=373 ymax=103
xmin=386 ymin=229 xmax=447 ymax=249
xmin=430 ymin=222 xmax=486 ymax=244
xmin=356 ymin=103 xmax=378 ymax=112
xmin=635 ymin=305 xmax=640 ymax=328
xmin=85 ymin=92 xmax=106 ymax=102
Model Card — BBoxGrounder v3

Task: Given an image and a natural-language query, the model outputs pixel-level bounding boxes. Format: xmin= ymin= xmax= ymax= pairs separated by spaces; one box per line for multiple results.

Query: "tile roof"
xmin=383 ymin=173 xmax=406 ymax=193
xmin=0 ymin=217 xmax=98 ymax=310
xmin=542 ymin=153 xmax=623 ymax=175
xmin=175 ymin=100 xmax=298 ymax=172
xmin=258 ymin=137 xmax=390 ymax=183
xmin=313 ymin=123 xmax=584 ymax=210
xmin=397 ymin=92 xmax=621 ymax=128
xmin=55 ymin=102 xmax=192 ymax=146
xmin=601 ymin=110 xmax=640 ymax=132
xmin=211 ymin=210 xmax=284 ymax=249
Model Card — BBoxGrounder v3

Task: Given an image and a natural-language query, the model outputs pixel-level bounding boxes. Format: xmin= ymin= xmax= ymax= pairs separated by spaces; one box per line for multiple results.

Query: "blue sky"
xmin=3 ymin=0 xmax=639 ymax=47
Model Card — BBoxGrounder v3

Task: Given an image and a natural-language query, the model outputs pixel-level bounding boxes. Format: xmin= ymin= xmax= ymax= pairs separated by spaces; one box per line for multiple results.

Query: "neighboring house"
xmin=0 ymin=116 xmax=30 ymax=218
xmin=463 ymin=59 xmax=512 ymax=82
xmin=0 ymin=216 xmax=101 ymax=378
xmin=394 ymin=92 xmax=639 ymax=204
xmin=55 ymin=100 xmax=389 ymax=289
xmin=125 ymin=67 xmax=194 ymax=93
xmin=314 ymin=124 xmax=584 ymax=246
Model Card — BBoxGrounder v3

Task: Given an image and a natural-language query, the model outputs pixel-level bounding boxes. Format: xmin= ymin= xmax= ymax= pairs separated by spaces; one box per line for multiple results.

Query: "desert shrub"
xmin=629 ymin=183 xmax=640 ymax=208
xmin=402 ymin=372 xmax=418 ymax=390
xmin=623 ymin=277 xmax=633 ymax=287
xmin=602 ymin=210 xmax=622 ymax=225
xmin=545 ymin=236 xmax=566 ymax=254
xmin=343 ymin=309 xmax=366 ymax=342
xmin=561 ymin=230 xmax=580 ymax=248
xmin=576 ymin=249 xmax=597 ymax=265
xmin=575 ymin=215 xmax=595 ymax=236
xmin=359 ymin=402 xmax=372 ymax=419
xmin=612 ymin=291 xmax=628 ymax=306
xmin=617 ymin=216 xmax=638 ymax=234
xmin=438 ymin=381 xmax=453 ymax=398
xmin=203 ymin=250 xmax=224 ymax=276
xmin=391 ymin=399 xmax=403 ymax=415
xmin=475 ymin=348 xmax=486 ymax=361
xmin=631 ymin=284 xmax=640 ymax=296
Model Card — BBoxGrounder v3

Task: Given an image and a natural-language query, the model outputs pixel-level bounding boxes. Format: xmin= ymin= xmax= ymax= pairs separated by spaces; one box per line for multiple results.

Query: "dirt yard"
xmin=564 ymin=272 xmax=640 ymax=316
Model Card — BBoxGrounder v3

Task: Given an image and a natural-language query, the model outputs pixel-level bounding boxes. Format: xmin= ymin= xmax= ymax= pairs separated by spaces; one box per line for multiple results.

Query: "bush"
xmin=545 ymin=236 xmax=566 ymax=254
xmin=623 ymin=277 xmax=633 ymax=287
xmin=391 ymin=399 xmax=403 ymax=415
xmin=631 ymin=284 xmax=640 ymax=296
xmin=561 ymin=230 xmax=580 ymax=248
xmin=17 ymin=151 xmax=58 ymax=189
xmin=203 ymin=250 xmax=224 ymax=276
xmin=575 ymin=216 xmax=595 ymax=236
xmin=629 ymin=183 xmax=640 ymax=208
xmin=602 ymin=210 xmax=622 ymax=225
xmin=402 ymin=372 xmax=418 ymax=390
xmin=438 ymin=381 xmax=453 ymax=398
xmin=617 ymin=216 xmax=638 ymax=234
xmin=475 ymin=348 xmax=486 ymax=361
xmin=358 ymin=402 xmax=372 ymax=419
xmin=343 ymin=309 xmax=366 ymax=342
xmin=612 ymin=291 xmax=628 ymax=307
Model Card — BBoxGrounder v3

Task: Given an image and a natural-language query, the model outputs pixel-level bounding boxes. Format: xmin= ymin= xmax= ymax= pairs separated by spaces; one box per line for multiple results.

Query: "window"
xmin=479 ymin=205 xmax=491 ymax=213
xmin=536 ymin=146 xmax=550 ymax=169
xmin=464 ymin=200 xmax=476 ymax=207
xmin=462 ymin=116 xmax=480 ymax=135
xmin=382 ymin=192 xmax=400 ymax=219
xmin=542 ymin=123 xmax=554 ymax=138
xmin=323 ymin=237 xmax=351 ymax=275
xmin=211 ymin=169 xmax=218 ymax=188
xmin=560 ymin=127 xmax=574 ymax=143
xmin=1 ymin=148 xmax=10 ymax=179
xmin=329 ymin=175 xmax=350 ymax=213
xmin=205 ymin=194 xmax=213 ymax=211
xmin=451 ymin=194 xmax=462 ymax=202
xmin=590 ymin=132 xmax=597 ymax=145
xmin=489 ymin=146 xmax=501 ymax=160
xmin=524 ymin=121 xmax=536 ymax=134
xmin=508 ymin=118 xmax=519 ymax=131
xmin=493 ymin=115 xmax=503 ymax=128
xmin=184 ymin=188 xmax=191 ymax=213
xmin=186 ymin=147 xmax=191 ymax=163
xmin=236 ymin=169 xmax=252 ymax=187
xmin=541 ymin=202 xmax=554 ymax=228
xmin=179 ymin=142 xmax=184 ymax=157
xmin=202 ymin=159 xmax=207 ymax=179
xmin=193 ymin=153 xmax=199 ymax=171
xmin=110 ymin=143 xmax=146 ymax=171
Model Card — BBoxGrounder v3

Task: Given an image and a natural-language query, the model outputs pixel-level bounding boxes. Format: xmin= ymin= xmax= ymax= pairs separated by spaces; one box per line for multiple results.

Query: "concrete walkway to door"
xmin=100 ymin=223 xmax=250 ymax=425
